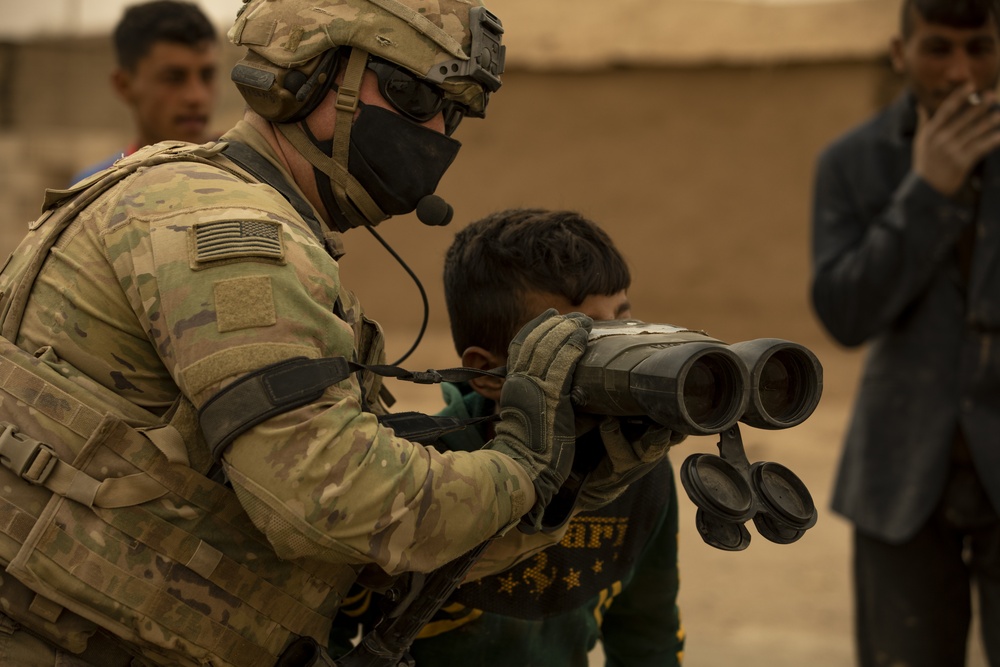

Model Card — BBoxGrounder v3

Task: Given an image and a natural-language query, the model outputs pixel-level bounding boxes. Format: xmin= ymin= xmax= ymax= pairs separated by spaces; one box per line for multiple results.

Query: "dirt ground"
xmin=0 ymin=60 xmax=992 ymax=666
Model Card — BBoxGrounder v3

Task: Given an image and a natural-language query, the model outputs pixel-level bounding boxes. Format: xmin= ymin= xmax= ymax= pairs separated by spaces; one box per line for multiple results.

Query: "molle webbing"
xmin=0 ymin=341 xmax=353 ymax=666
xmin=1 ymin=412 xmax=349 ymax=667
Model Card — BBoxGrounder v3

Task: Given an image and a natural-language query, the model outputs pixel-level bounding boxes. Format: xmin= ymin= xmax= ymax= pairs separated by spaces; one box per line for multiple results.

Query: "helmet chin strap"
xmin=277 ymin=48 xmax=387 ymax=231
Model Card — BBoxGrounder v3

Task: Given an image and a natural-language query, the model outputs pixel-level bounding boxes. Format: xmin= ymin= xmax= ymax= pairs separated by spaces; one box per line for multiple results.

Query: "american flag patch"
xmin=192 ymin=219 xmax=284 ymax=263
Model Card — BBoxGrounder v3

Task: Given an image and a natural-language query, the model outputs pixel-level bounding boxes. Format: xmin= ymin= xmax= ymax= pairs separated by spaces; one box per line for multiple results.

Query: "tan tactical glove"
xmin=487 ymin=308 xmax=593 ymax=533
xmin=574 ymin=417 xmax=685 ymax=513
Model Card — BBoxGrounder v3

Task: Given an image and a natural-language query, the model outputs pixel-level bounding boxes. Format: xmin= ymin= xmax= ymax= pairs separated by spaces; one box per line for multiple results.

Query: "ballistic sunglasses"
xmin=367 ymin=57 xmax=469 ymax=136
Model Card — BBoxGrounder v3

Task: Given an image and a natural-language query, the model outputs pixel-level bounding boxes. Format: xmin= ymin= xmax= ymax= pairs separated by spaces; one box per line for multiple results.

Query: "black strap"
xmin=199 ymin=356 xmax=505 ymax=460
xmin=221 ymin=141 xmax=328 ymax=244
xmin=377 ymin=411 xmax=499 ymax=446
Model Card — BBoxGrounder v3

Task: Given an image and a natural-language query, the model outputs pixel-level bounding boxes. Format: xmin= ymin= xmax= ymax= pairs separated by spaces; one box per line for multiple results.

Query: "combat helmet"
xmin=228 ymin=0 xmax=505 ymax=230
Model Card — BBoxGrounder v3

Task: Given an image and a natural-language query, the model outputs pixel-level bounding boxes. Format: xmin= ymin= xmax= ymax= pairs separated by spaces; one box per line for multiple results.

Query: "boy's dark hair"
xmin=114 ymin=1 xmax=217 ymax=71
xmin=901 ymin=0 xmax=1000 ymax=38
xmin=444 ymin=208 xmax=631 ymax=357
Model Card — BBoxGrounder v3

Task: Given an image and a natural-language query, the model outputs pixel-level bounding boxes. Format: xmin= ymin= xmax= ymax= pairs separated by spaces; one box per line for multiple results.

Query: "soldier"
xmin=0 ymin=1 xmax=674 ymax=666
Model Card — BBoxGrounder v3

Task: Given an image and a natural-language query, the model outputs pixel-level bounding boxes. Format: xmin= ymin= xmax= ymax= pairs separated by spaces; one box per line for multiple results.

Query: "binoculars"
xmin=570 ymin=320 xmax=823 ymax=551
xmin=570 ymin=320 xmax=823 ymax=435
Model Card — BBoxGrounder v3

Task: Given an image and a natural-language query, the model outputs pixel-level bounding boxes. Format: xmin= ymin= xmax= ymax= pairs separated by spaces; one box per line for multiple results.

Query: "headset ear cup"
xmin=232 ymin=50 xmax=339 ymax=124
xmin=232 ymin=65 xmax=307 ymax=122
xmin=284 ymin=70 xmax=309 ymax=96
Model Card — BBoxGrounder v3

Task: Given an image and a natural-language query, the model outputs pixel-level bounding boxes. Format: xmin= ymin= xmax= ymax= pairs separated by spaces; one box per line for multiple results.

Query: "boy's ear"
xmin=461 ymin=346 xmax=505 ymax=402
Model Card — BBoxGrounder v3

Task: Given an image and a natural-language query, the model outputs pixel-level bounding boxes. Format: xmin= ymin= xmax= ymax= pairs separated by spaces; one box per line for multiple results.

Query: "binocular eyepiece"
xmin=570 ymin=321 xmax=823 ymax=435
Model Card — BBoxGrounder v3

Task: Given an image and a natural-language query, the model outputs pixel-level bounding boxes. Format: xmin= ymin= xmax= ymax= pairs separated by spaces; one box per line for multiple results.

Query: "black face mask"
xmin=312 ymin=102 xmax=461 ymax=226
xmin=349 ymin=103 xmax=461 ymax=215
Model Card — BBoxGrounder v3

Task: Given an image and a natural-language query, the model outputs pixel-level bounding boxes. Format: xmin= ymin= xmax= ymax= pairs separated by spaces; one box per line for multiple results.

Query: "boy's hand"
xmin=576 ymin=417 xmax=685 ymax=512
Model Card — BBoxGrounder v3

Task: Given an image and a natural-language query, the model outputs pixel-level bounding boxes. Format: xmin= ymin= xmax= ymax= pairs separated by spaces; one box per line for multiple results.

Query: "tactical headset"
xmin=231 ymin=48 xmax=342 ymax=124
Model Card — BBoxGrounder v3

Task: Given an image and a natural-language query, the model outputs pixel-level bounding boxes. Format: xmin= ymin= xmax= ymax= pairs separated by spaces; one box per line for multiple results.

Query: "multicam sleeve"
xmin=102 ymin=162 xmax=534 ymax=574
xmin=463 ymin=522 xmax=567 ymax=582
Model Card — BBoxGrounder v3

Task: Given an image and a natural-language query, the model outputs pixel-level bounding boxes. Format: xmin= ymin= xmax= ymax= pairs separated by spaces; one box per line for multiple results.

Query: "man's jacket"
xmin=811 ymin=92 xmax=1000 ymax=542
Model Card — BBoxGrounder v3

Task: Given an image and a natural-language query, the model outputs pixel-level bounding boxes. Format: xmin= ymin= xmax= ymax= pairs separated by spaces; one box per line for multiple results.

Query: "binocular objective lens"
xmin=757 ymin=350 xmax=807 ymax=422
xmin=683 ymin=356 xmax=732 ymax=427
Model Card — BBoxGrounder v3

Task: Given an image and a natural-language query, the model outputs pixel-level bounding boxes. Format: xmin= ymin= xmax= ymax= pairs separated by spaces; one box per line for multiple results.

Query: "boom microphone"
xmin=416 ymin=194 xmax=454 ymax=226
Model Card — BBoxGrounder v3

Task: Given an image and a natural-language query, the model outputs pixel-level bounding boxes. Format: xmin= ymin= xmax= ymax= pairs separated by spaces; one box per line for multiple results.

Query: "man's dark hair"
xmin=113 ymin=1 xmax=217 ymax=70
xmin=444 ymin=208 xmax=631 ymax=357
xmin=901 ymin=0 xmax=1000 ymax=39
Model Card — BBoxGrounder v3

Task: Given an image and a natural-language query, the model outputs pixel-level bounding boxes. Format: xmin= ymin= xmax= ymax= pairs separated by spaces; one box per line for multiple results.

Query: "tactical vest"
xmin=0 ymin=143 xmax=374 ymax=667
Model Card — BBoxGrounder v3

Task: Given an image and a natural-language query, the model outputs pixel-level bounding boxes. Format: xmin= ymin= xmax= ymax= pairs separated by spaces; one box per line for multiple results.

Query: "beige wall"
xmin=488 ymin=0 xmax=898 ymax=68
xmin=0 ymin=36 xmax=249 ymax=209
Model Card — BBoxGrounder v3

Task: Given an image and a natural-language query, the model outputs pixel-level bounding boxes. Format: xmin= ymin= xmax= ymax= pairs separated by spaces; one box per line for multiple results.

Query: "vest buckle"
xmin=0 ymin=423 xmax=57 ymax=484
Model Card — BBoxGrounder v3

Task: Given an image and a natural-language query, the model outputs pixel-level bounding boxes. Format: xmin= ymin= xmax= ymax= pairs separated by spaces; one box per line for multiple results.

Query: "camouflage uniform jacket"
xmin=15 ymin=120 xmax=533 ymax=576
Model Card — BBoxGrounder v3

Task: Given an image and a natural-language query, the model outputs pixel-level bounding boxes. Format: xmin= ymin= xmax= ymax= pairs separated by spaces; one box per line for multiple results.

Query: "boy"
xmin=337 ymin=208 xmax=684 ymax=666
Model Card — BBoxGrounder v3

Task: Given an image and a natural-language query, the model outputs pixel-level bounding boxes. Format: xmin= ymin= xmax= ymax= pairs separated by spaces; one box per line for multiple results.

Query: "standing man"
xmin=0 ymin=2 xmax=673 ymax=666
xmin=71 ymin=0 xmax=218 ymax=183
xmin=811 ymin=1 xmax=1000 ymax=664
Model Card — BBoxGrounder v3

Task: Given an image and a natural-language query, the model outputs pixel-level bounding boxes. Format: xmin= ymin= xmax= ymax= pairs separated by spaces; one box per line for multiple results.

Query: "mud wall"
xmin=0 ymin=37 xmax=893 ymax=375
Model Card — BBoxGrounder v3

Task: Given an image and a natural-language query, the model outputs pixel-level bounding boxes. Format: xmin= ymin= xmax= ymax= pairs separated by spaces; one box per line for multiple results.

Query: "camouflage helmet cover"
xmin=228 ymin=0 xmax=504 ymax=115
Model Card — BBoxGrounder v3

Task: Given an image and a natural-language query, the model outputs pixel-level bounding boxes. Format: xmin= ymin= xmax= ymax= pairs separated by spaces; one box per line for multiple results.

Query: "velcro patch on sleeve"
xmin=191 ymin=219 xmax=285 ymax=267
xmin=214 ymin=275 xmax=276 ymax=333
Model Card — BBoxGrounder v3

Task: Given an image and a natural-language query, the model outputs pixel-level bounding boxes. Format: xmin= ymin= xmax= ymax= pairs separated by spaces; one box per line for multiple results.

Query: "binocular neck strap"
xmin=200 ymin=355 xmax=506 ymax=461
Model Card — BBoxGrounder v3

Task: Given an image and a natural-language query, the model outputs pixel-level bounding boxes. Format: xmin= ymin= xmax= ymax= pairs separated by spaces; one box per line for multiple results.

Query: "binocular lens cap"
xmin=695 ymin=508 xmax=751 ymax=551
xmin=751 ymin=461 xmax=816 ymax=528
xmin=752 ymin=512 xmax=807 ymax=545
xmin=681 ymin=454 xmax=754 ymax=520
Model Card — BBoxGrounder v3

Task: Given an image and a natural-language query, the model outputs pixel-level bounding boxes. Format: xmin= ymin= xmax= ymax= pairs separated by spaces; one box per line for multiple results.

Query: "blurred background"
xmin=0 ymin=1 xmax=988 ymax=665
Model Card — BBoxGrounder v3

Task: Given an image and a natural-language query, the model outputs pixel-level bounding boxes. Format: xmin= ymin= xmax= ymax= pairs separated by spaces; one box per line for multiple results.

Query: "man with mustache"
xmin=811 ymin=0 xmax=1000 ymax=664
